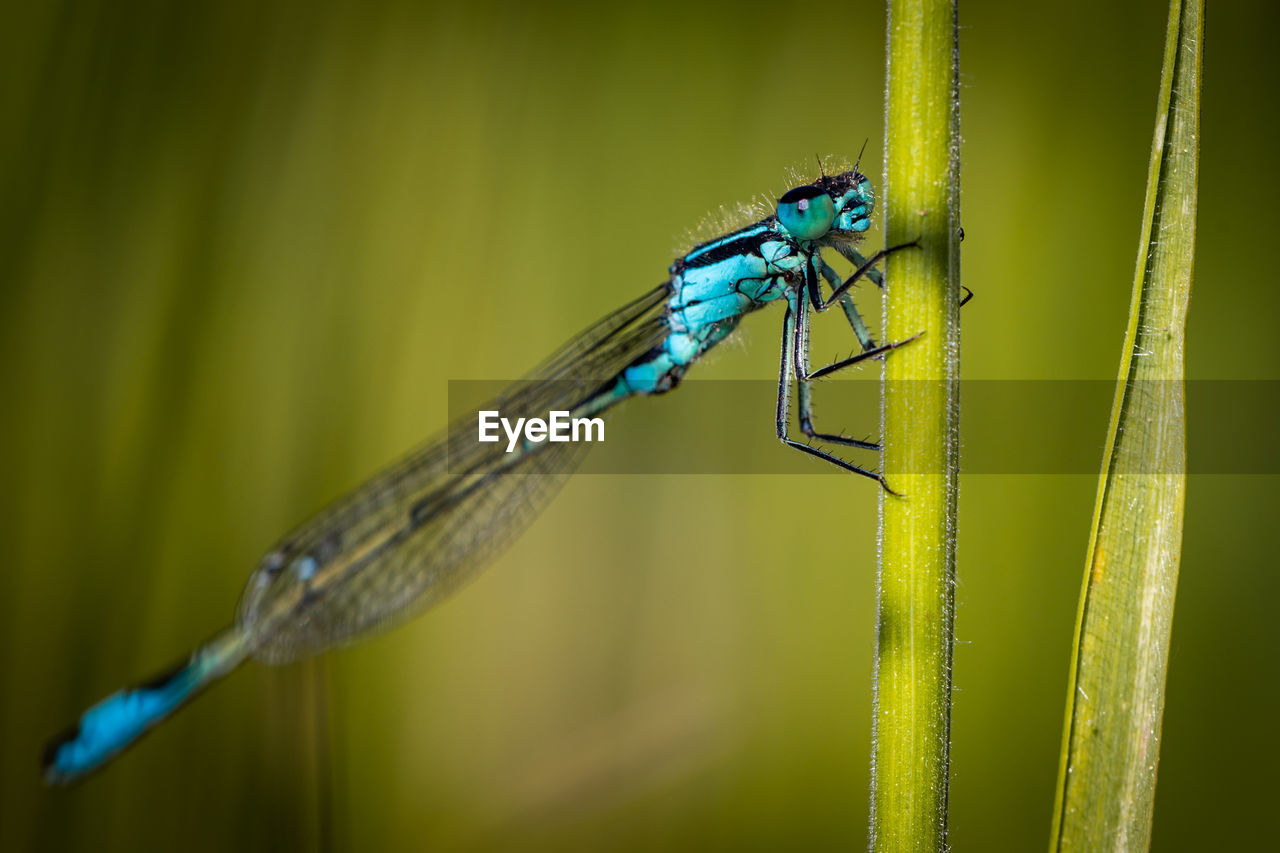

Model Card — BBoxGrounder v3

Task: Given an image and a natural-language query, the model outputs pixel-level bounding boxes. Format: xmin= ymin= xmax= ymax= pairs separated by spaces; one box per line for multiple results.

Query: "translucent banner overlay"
xmin=443 ymin=380 xmax=1278 ymax=475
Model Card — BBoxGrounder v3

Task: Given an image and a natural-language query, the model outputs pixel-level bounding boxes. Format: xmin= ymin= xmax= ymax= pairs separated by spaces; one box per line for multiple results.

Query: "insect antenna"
xmin=853 ymin=138 xmax=870 ymax=175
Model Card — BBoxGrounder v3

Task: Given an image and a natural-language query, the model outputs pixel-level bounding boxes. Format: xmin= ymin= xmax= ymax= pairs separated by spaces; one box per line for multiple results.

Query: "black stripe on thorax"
xmin=680 ymin=222 xmax=780 ymax=269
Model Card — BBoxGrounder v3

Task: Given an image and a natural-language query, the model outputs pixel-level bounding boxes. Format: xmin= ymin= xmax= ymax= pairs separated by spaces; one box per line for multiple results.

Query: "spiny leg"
xmin=815 ymin=243 xmax=917 ymax=361
xmin=808 ymin=335 xmax=920 ymax=380
xmin=774 ymin=301 xmax=796 ymax=446
xmin=833 ymin=248 xmax=886 ymax=290
xmin=817 ymin=258 xmax=877 ymax=351
xmin=800 ymin=269 xmax=914 ymax=449
xmin=836 ymin=247 xmax=974 ymax=307
xmin=796 ymin=372 xmax=880 ymax=450
xmin=812 ymin=245 xmax=950 ymax=375
xmin=776 ymin=298 xmax=897 ymax=492
xmin=790 ymin=286 xmax=879 ymax=449
xmin=791 ymin=242 xmax=927 ymax=479
xmin=822 ymin=241 xmax=919 ymax=310
xmin=804 ymin=259 xmax=921 ymax=380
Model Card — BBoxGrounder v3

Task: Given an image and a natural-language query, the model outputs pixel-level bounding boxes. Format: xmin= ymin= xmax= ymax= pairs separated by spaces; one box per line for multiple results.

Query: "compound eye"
xmin=776 ymin=185 xmax=836 ymax=241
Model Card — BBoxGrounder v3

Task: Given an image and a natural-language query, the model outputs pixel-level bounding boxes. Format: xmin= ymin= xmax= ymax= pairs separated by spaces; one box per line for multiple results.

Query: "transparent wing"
xmin=240 ymin=283 xmax=672 ymax=664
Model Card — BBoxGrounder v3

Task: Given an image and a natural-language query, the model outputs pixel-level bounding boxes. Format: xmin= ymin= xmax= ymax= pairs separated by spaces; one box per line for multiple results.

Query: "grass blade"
xmin=1049 ymin=0 xmax=1202 ymax=849
xmin=873 ymin=1 xmax=961 ymax=850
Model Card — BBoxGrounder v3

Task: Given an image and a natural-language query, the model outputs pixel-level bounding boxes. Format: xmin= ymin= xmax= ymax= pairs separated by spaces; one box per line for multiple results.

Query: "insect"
xmin=44 ymin=165 xmax=915 ymax=783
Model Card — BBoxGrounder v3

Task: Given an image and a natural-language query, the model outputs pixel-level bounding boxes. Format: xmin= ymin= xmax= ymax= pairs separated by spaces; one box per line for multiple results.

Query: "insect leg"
xmin=822 ymin=241 xmax=919 ymax=310
xmin=833 ymin=247 xmax=974 ymax=307
xmin=776 ymin=297 xmax=897 ymax=491
xmin=792 ymin=292 xmax=880 ymax=450
xmin=818 ymin=258 xmax=877 ymax=351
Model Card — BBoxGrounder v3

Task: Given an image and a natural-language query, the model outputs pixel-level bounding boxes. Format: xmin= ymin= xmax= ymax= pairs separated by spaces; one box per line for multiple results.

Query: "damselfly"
xmin=44 ymin=165 xmax=913 ymax=783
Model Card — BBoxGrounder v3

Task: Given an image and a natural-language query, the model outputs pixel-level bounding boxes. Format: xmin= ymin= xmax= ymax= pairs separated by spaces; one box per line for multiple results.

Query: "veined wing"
xmin=240 ymin=283 xmax=672 ymax=664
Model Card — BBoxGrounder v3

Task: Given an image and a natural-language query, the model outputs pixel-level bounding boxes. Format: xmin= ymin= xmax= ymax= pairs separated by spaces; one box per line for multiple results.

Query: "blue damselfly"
xmin=44 ymin=165 xmax=915 ymax=783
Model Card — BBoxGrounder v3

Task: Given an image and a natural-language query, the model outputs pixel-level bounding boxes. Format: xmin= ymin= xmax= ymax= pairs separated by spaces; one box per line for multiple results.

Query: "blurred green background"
xmin=1 ymin=0 xmax=1275 ymax=849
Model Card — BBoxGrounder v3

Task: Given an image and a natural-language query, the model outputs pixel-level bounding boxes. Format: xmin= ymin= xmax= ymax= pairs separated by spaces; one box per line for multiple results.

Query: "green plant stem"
xmin=1049 ymin=1 xmax=1201 ymax=850
xmin=872 ymin=1 xmax=960 ymax=850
